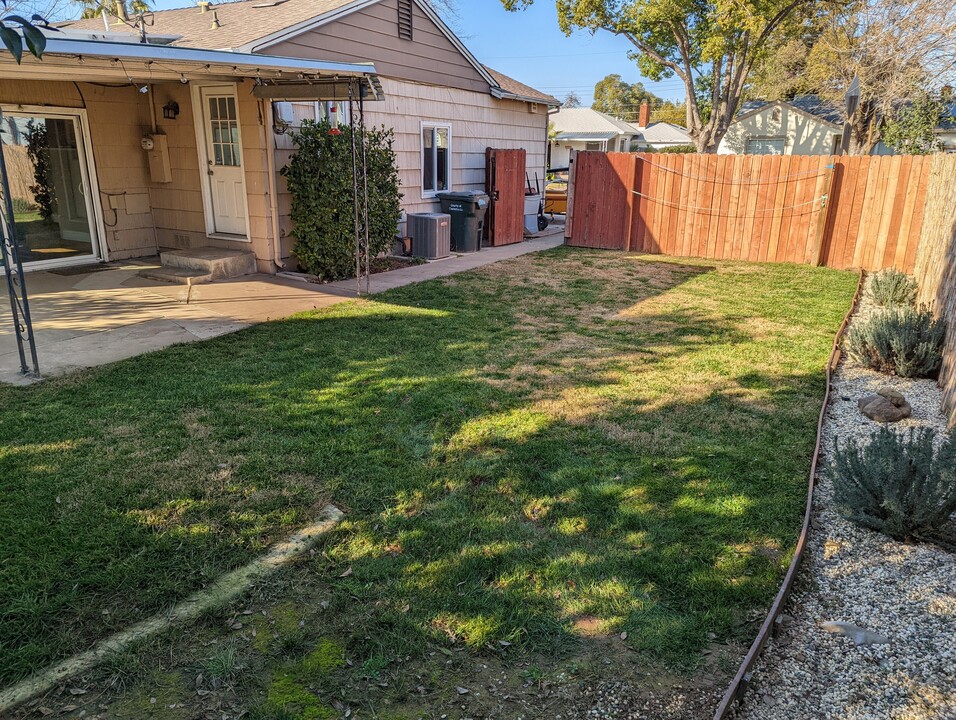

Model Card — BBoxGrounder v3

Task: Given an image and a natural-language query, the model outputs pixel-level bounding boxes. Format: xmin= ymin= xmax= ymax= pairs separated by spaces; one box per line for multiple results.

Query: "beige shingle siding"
xmin=273 ymin=77 xmax=549 ymax=257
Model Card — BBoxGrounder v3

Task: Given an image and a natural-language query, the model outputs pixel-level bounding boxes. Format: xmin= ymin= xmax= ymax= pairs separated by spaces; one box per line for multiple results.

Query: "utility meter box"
xmin=145 ymin=133 xmax=172 ymax=184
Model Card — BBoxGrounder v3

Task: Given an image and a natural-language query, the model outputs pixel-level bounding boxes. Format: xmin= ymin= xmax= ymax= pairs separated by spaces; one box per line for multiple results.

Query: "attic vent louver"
xmin=397 ymin=0 xmax=413 ymax=40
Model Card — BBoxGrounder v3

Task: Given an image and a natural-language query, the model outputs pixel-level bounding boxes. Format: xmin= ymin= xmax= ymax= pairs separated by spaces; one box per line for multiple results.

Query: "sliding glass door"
xmin=1 ymin=108 xmax=100 ymax=268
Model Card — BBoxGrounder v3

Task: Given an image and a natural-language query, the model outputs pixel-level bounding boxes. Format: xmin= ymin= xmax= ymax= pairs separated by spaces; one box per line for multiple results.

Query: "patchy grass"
xmin=0 ymin=249 xmax=857 ymax=699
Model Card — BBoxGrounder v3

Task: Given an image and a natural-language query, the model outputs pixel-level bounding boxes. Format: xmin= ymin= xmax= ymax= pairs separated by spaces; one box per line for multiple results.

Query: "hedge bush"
xmin=844 ymin=306 xmax=946 ymax=378
xmin=866 ymin=268 xmax=918 ymax=307
xmin=652 ymin=144 xmax=697 ymax=154
xmin=832 ymin=426 xmax=956 ymax=543
xmin=282 ymin=119 xmax=402 ymax=280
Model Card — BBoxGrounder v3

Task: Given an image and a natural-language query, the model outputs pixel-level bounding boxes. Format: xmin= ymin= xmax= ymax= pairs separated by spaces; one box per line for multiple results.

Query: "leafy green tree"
xmin=651 ymin=100 xmax=687 ymax=125
xmin=500 ymin=0 xmax=825 ymax=152
xmin=746 ymin=0 xmax=956 ymax=154
xmin=882 ymin=92 xmax=950 ymax=155
xmin=74 ymin=0 xmax=150 ymax=20
xmin=591 ymin=74 xmax=659 ymax=121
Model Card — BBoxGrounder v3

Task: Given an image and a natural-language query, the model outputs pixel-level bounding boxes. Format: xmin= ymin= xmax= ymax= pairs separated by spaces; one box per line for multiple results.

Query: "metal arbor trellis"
xmin=0 ymin=108 xmax=39 ymax=378
xmin=347 ymin=79 xmax=371 ymax=296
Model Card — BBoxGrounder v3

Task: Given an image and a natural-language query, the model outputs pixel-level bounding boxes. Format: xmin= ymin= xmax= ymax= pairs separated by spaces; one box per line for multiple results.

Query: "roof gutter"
xmin=4 ymin=35 xmax=379 ymax=81
xmin=490 ymin=87 xmax=559 ymax=107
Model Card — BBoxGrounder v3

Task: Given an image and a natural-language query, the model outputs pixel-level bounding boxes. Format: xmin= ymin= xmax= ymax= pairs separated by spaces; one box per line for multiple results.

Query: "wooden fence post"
xmin=812 ymin=161 xmax=837 ymax=266
xmin=565 ymin=149 xmax=577 ymax=242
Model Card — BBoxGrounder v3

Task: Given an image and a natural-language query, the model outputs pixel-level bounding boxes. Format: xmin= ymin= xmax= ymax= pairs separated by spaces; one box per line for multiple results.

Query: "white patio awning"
xmin=0 ymin=35 xmax=383 ymax=101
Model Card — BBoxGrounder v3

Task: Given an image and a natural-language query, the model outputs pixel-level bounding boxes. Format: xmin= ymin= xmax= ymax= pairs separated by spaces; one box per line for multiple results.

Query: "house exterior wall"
xmin=0 ymin=78 xmax=277 ymax=270
xmin=272 ymin=76 xmax=549 ymax=261
xmin=718 ymin=105 xmax=840 ymax=155
xmin=0 ymin=79 xmax=157 ymax=260
xmin=151 ymin=80 xmax=275 ymax=270
xmin=264 ymin=0 xmax=488 ymax=94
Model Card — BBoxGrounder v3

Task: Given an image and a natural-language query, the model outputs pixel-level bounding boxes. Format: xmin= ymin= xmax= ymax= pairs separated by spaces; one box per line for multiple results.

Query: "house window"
xmin=272 ymin=101 xmax=346 ymax=132
xmin=619 ymin=137 xmax=628 ymax=152
xmin=398 ymin=0 xmax=413 ymax=40
xmin=585 ymin=141 xmax=601 ymax=151
xmin=745 ymin=137 xmax=786 ymax=155
xmin=421 ymin=123 xmax=451 ymax=196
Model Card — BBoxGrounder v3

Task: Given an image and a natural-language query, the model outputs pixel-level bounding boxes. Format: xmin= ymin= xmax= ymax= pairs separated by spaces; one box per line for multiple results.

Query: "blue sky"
xmin=141 ymin=0 xmax=687 ymax=105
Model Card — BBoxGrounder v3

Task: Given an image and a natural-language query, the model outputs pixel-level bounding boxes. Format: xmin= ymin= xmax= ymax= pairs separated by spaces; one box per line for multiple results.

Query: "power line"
xmin=482 ymin=50 xmax=627 ymax=60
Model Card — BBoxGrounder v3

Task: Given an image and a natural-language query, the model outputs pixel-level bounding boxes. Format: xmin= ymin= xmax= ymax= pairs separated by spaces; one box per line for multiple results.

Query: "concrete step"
xmin=138 ymin=266 xmax=214 ymax=285
xmin=159 ymin=247 xmax=257 ymax=280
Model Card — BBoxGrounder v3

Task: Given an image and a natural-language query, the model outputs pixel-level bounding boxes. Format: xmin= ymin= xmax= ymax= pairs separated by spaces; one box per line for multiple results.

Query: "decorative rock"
xmin=821 ymin=621 xmax=891 ymax=646
xmin=858 ymin=393 xmax=912 ymax=422
xmin=877 ymin=387 xmax=907 ymax=407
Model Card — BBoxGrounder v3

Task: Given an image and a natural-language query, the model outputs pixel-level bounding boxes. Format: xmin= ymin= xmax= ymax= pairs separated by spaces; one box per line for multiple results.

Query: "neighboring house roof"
xmin=554 ymin=131 xmax=618 ymax=141
xmin=551 ymin=108 xmax=636 ymax=138
xmin=60 ymin=0 xmax=558 ymax=106
xmin=738 ymin=96 xmax=844 ymax=127
xmin=634 ymin=122 xmax=691 ymax=145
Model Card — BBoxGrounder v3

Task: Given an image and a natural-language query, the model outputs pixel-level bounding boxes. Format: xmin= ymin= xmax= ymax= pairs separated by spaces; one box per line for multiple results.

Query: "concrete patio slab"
xmin=0 ymin=232 xmax=564 ymax=383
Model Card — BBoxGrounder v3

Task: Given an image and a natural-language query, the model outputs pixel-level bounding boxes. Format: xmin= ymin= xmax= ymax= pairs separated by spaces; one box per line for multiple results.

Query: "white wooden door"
xmin=200 ymin=86 xmax=246 ymax=236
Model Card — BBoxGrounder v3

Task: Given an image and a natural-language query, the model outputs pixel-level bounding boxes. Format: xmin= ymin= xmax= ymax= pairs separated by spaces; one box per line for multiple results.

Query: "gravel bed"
xmin=732 ymin=282 xmax=956 ymax=720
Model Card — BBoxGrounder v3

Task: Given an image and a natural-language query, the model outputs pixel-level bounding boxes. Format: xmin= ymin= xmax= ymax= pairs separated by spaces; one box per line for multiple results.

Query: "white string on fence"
xmin=630 ymin=189 xmax=826 ymax=218
xmin=633 ymin=157 xmax=832 ymax=185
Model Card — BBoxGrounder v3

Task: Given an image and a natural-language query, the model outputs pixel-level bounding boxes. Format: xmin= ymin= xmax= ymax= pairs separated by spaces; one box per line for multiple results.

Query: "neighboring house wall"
xmin=273 ymin=76 xmax=548 ymax=258
xmin=936 ymin=130 xmax=956 ymax=152
xmin=264 ymin=0 xmax=488 ymax=94
xmin=550 ymin=136 xmax=633 ymax=168
xmin=718 ymin=105 xmax=840 ymax=155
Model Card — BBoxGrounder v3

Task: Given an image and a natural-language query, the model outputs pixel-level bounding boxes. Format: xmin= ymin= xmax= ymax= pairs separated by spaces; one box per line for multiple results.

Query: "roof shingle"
xmin=60 ymin=0 xmax=358 ymax=49
xmin=484 ymin=66 xmax=559 ymax=106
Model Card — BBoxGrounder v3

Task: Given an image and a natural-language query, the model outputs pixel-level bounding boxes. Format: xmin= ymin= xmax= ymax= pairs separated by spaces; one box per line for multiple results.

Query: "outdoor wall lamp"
xmin=162 ymin=101 xmax=180 ymax=120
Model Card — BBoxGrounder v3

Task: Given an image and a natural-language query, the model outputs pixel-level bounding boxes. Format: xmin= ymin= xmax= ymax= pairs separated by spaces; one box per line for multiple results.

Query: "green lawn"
xmin=0 ymin=248 xmax=857 ymax=690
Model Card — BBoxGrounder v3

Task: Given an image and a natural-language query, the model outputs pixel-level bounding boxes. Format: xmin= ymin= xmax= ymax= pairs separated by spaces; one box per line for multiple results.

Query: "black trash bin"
xmin=437 ymin=191 xmax=489 ymax=253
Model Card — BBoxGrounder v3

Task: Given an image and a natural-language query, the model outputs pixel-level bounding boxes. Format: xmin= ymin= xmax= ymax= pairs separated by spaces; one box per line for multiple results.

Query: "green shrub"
xmin=652 ymin=144 xmax=697 ymax=154
xmin=282 ymin=119 xmax=402 ymax=280
xmin=866 ymin=268 xmax=918 ymax=307
xmin=10 ymin=197 xmax=36 ymax=216
xmin=832 ymin=426 xmax=956 ymax=543
xmin=844 ymin=306 xmax=946 ymax=378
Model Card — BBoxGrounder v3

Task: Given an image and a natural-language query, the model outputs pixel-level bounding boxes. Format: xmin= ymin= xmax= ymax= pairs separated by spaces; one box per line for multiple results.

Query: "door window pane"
xmin=208 ymin=96 xmax=241 ymax=167
xmin=1 ymin=114 xmax=95 ymax=264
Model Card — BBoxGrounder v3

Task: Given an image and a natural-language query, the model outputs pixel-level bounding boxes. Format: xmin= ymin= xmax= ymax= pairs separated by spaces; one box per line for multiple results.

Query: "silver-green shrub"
xmin=832 ymin=427 xmax=956 ymax=543
xmin=866 ymin=268 xmax=918 ymax=307
xmin=844 ymin=306 xmax=946 ymax=378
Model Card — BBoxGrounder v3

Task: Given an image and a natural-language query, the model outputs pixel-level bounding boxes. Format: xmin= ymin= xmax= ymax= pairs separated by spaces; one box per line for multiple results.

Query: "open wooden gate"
xmin=485 ymin=147 xmax=526 ymax=246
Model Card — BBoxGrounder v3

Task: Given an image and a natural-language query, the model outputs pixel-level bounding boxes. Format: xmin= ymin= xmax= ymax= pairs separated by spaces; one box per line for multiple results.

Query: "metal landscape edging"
xmin=713 ymin=268 xmax=866 ymax=719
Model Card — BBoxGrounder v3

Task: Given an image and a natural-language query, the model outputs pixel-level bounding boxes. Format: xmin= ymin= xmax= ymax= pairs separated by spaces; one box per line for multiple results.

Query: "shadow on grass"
xmin=0 ymin=249 xmax=857 ymax=685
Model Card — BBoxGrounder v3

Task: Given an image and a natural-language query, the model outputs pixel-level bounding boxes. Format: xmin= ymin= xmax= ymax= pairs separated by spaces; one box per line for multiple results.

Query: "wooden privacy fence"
xmin=565 ymin=152 xmax=934 ymax=272
xmin=913 ymin=154 xmax=956 ymax=428
xmin=565 ymin=150 xmax=956 ymax=428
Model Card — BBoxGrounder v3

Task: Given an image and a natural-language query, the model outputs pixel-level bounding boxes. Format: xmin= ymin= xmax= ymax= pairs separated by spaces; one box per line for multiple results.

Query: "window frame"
xmin=420 ymin=121 xmax=452 ymax=199
xmin=745 ymin=136 xmax=787 ymax=155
